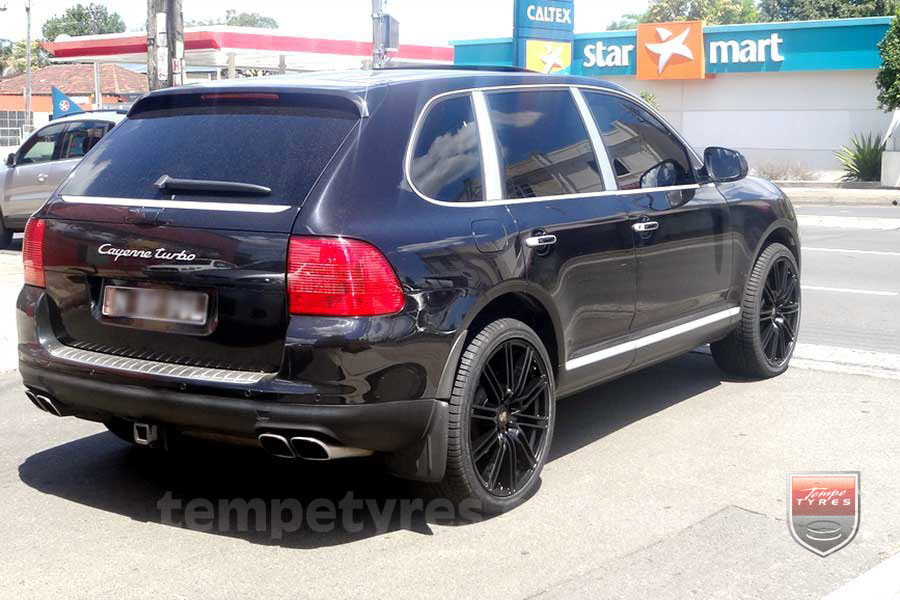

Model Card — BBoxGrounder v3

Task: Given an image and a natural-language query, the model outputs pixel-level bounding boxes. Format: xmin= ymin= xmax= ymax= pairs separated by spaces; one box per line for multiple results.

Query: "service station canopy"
xmin=44 ymin=26 xmax=454 ymax=72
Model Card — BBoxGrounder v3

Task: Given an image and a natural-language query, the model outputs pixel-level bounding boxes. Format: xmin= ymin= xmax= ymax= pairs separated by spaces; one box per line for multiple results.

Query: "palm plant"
xmin=835 ymin=133 xmax=885 ymax=182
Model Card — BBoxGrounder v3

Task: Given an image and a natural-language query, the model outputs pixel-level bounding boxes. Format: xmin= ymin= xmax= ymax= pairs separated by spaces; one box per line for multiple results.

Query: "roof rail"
xmin=49 ymin=108 xmax=129 ymax=121
xmin=377 ymin=64 xmax=535 ymax=73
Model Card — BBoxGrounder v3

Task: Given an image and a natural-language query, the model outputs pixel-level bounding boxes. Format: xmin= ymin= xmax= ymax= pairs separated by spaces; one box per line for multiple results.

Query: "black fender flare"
xmin=435 ymin=279 xmax=565 ymax=399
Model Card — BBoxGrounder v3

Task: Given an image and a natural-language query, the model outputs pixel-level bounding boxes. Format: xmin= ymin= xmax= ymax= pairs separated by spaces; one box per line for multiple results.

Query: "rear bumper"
xmin=19 ymin=360 xmax=443 ymax=454
xmin=17 ymin=286 xmax=450 ymax=481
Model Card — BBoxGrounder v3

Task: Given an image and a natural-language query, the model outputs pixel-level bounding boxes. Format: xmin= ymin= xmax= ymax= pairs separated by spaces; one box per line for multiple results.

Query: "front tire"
xmin=434 ymin=318 xmax=556 ymax=514
xmin=711 ymin=242 xmax=801 ymax=378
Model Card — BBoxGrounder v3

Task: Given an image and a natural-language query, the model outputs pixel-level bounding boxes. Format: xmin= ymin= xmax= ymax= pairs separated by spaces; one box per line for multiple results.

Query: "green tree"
xmin=2 ymin=40 xmax=51 ymax=76
xmin=607 ymin=14 xmax=642 ymax=30
xmin=189 ymin=10 xmax=279 ymax=29
xmin=42 ymin=3 xmax=125 ymax=41
xmin=224 ymin=10 xmax=279 ymax=28
xmin=877 ymin=12 xmax=900 ymax=110
xmin=641 ymin=0 xmax=759 ymax=24
xmin=760 ymin=0 xmax=898 ymax=21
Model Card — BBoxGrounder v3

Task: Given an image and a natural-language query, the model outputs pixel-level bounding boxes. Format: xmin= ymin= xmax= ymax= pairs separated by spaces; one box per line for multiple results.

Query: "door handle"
xmin=525 ymin=234 xmax=557 ymax=248
xmin=632 ymin=221 xmax=659 ymax=233
xmin=37 ymin=173 xmax=48 ymax=182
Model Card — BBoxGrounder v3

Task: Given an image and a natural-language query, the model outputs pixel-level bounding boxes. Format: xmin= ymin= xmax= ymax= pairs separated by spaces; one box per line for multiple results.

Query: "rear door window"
xmin=409 ymin=94 xmax=484 ymax=203
xmin=583 ymin=92 xmax=694 ymax=190
xmin=60 ymin=94 xmax=359 ymax=205
xmin=486 ymin=89 xmax=604 ymax=200
xmin=59 ymin=120 xmax=111 ymax=159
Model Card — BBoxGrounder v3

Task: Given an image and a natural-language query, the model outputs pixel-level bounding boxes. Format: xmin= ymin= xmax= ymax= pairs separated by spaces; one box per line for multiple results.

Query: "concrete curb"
xmin=782 ymin=187 xmax=900 ymax=207
xmin=774 ymin=181 xmax=884 ymax=189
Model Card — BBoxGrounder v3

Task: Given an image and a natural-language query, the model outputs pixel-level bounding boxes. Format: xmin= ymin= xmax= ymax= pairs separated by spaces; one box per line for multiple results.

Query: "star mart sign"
xmin=575 ymin=18 xmax=889 ymax=80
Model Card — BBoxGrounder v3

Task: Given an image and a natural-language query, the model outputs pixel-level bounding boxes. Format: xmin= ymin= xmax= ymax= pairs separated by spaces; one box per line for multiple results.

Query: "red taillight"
xmin=287 ymin=237 xmax=404 ymax=317
xmin=23 ymin=218 xmax=46 ymax=288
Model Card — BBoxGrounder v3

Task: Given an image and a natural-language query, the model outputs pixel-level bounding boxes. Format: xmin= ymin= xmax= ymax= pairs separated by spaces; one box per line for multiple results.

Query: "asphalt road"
xmin=1 ymin=204 xmax=900 ymax=599
xmin=795 ymin=205 xmax=900 ymax=354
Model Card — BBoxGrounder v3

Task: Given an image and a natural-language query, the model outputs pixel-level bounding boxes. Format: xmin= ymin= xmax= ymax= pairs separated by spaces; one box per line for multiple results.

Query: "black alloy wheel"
xmin=759 ymin=256 xmax=800 ymax=367
xmin=710 ymin=242 xmax=801 ymax=379
xmin=434 ymin=318 xmax=556 ymax=514
xmin=469 ymin=339 xmax=551 ymax=497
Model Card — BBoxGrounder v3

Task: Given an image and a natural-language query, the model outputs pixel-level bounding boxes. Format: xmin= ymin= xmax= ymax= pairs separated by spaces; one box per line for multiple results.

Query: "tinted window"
xmin=18 ymin=123 xmax=65 ymax=164
xmin=584 ymin=93 xmax=693 ymax=190
xmin=61 ymin=96 xmax=358 ymax=205
xmin=60 ymin=120 xmax=110 ymax=159
xmin=487 ymin=90 xmax=603 ymax=199
xmin=410 ymin=95 xmax=483 ymax=202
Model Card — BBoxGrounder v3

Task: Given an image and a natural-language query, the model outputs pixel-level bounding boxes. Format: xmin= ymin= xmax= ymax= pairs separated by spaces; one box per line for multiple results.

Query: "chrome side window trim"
xmin=570 ymin=87 xmax=617 ymax=192
xmin=565 ymin=307 xmax=740 ymax=371
xmin=403 ymin=82 xmax=705 ymax=209
xmin=60 ymin=195 xmax=293 ymax=214
xmin=471 ymin=90 xmax=504 ymax=201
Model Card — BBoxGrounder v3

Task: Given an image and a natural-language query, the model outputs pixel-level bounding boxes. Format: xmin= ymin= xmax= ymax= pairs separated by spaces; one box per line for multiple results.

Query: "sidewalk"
xmin=0 ymin=251 xmax=22 ymax=373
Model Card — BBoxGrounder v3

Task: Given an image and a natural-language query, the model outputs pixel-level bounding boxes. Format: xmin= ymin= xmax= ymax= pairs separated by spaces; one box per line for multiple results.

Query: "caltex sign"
xmin=513 ymin=0 xmax=574 ymax=75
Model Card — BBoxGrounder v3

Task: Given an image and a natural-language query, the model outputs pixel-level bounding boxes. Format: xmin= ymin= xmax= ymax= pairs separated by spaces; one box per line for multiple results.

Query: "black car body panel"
xmin=17 ymin=69 xmax=799 ymax=482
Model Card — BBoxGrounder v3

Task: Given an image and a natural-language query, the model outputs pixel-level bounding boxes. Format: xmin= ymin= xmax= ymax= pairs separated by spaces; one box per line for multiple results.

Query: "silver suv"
xmin=1 ymin=111 xmax=124 ymax=248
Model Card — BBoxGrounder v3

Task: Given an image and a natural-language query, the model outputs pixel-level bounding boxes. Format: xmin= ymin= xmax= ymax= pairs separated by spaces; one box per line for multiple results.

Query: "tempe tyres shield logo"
xmin=788 ymin=472 xmax=860 ymax=557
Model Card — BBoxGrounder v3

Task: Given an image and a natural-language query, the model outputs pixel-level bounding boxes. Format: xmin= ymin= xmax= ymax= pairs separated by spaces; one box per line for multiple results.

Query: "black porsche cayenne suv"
xmin=17 ymin=68 xmax=801 ymax=513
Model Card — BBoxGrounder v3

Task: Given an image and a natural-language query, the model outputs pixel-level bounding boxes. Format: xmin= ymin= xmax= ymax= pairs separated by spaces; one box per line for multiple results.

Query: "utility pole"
xmin=146 ymin=0 xmax=182 ymax=90
xmin=146 ymin=0 xmax=164 ymax=90
xmin=24 ymin=0 xmax=32 ymax=128
xmin=166 ymin=0 xmax=184 ymax=88
xmin=371 ymin=0 xmax=385 ymax=69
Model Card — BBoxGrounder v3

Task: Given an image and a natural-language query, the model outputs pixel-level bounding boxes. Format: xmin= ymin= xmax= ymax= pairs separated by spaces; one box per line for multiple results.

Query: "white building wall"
xmin=605 ymin=70 xmax=891 ymax=180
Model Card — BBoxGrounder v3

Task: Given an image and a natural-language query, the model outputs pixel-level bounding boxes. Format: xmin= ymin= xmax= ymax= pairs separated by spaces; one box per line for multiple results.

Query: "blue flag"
xmin=51 ymin=86 xmax=84 ymax=119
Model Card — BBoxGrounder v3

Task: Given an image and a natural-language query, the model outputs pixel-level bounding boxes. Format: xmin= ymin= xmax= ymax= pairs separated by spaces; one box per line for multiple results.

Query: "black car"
xmin=17 ymin=68 xmax=801 ymax=513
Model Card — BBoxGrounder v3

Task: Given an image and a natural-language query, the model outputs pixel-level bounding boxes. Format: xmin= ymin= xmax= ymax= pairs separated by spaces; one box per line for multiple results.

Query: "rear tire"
xmin=433 ymin=318 xmax=556 ymax=515
xmin=711 ymin=242 xmax=800 ymax=378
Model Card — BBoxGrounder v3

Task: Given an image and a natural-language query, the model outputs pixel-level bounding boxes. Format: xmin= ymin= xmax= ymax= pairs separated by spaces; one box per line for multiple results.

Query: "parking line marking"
xmin=802 ymin=285 xmax=898 ymax=297
xmin=805 ymin=247 xmax=900 ymax=257
xmin=797 ymin=215 xmax=900 ymax=230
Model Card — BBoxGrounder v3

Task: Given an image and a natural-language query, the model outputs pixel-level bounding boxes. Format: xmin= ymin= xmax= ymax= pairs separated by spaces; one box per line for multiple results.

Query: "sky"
xmin=0 ymin=0 xmax=649 ymax=45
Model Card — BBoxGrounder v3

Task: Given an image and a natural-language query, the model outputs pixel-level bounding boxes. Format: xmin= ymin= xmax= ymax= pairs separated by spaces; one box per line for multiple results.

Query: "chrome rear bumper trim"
xmin=46 ymin=340 xmax=268 ymax=384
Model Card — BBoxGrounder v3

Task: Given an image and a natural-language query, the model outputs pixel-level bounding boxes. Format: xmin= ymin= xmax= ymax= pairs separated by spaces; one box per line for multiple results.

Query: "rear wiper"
xmin=154 ymin=174 xmax=271 ymax=196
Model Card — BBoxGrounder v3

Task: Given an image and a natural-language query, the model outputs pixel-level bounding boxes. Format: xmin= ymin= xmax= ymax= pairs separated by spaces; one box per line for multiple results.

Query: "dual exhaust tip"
xmin=258 ymin=433 xmax=373 ymax=461
xmin=25 ymin=390 xmax=65 ymax=417
xmin=25 ymin=389 xmax=369 ymax=461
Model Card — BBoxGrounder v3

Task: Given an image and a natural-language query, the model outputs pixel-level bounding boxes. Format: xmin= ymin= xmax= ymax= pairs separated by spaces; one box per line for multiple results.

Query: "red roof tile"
xmin=0 ymin=63 xmax=148 ymax=96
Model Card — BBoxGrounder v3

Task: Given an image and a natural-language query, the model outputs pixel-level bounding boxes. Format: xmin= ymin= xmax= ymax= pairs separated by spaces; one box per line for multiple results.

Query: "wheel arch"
xmin=755 ymin=221 xmax=800 ymax=270
xmin=437 ymin=283 xmax=564 ymax=400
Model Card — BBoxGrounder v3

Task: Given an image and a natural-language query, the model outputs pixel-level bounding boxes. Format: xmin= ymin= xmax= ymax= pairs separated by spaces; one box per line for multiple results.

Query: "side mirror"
xmin=5 ymin=153 xmax=15 ymax=167
xmin=704 ymin=146 xmax=748 ymax=183
xmin=639 ymin=159 xmax=680 ymax=189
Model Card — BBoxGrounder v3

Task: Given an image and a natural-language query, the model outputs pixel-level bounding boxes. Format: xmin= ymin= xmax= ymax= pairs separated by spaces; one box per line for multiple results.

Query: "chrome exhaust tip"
xmin=258 ymin=433 xmax=295 ymax=459
xmin=36 ymin=395 xmax=63 ymax=417
xmin=289 ymin=436 xmax=373 ymax=461
xmin=25 ymin=390 xmax=46 ymax=412
xmin=30 ymin=393 xmax=64 ymax=417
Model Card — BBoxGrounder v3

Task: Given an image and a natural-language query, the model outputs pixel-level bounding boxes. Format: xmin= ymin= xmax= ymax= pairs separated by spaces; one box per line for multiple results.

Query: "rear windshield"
xmin=60 ymin=94 xmax=359 ymax=205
